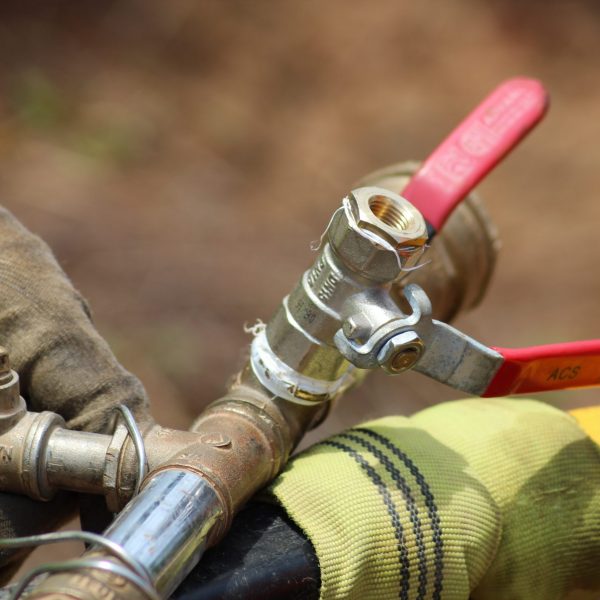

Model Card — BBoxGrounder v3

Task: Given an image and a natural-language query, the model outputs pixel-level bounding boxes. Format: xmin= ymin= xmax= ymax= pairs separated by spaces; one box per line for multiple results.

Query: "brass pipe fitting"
xmin=26 ymin=375 xmax=318 ymax=600
xmin=0 ymin=411 xmax=63 ymax=501
xmin=0 ymin=408 xmax=199 ymax=507
xmin=23 ymin=560 xmax=153 ymax=600
xmin=18 ymin=177 xmax=499 ymax=600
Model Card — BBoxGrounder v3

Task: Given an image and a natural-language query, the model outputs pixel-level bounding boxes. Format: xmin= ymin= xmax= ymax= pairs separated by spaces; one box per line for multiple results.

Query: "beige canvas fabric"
xmin=0 ymin=206 xmax=150 ymax=578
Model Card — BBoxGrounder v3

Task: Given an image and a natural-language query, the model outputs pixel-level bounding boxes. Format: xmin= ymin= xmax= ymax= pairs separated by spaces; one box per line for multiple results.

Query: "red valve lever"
xmin=483 ymin=340 xmax=600 ymax=397
xmin=402 ymin=77 xmax=549 ymax=231
xmin=399 ymin=80 xmax=598 ymax=397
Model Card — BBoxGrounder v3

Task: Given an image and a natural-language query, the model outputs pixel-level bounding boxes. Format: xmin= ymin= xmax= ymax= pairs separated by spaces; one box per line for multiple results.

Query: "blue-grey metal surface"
xmin=104 ymin=469 xmax=223 ymax=597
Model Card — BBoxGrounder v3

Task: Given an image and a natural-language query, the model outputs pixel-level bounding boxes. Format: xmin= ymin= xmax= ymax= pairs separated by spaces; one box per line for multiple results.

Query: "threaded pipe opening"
xmin=368 ymin=195 xmax=413 ymax=231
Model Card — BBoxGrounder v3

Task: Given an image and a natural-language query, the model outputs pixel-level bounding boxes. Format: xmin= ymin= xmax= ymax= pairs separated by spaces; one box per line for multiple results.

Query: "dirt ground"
xmin=1 ymin=0 xmax=600 ymax=573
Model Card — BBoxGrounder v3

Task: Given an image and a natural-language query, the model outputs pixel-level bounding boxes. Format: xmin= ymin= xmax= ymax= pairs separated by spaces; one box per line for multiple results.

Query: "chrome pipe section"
xmin=26 ymin=470 xmax=223 ymax=600
xmin=103 ymin=470 xmax=223 ymax=596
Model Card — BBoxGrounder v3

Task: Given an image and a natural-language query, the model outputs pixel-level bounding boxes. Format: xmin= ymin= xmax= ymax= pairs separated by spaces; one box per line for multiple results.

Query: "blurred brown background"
xmin=1 ymin=0 xmax=600 ymax=547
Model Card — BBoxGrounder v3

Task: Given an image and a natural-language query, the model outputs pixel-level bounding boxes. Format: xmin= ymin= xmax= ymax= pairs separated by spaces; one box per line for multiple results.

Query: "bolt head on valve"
xmin=377 ymin=331 xmax=424 ymax=374
xmin=327 ymin=186 xmax=428 ymax=283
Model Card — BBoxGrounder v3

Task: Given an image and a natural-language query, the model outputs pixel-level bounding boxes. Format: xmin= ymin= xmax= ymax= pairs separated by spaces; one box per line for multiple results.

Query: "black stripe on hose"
xmin=321 ymin=440 xmax=410 ymax=600
xmin=353 ymin=427 xmax=444 ymax=600
xmin=339 ymin=433 xmax=428 ymax=600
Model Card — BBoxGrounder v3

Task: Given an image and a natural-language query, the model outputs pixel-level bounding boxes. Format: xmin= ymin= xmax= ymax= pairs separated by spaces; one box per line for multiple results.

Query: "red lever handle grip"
xmin=483 ymin=340 xmax=600 ymax=397
xmin=402 ymin=77 xmax=549 ymax=231
xmin=399 ymin=79 xmax=598 ymax=397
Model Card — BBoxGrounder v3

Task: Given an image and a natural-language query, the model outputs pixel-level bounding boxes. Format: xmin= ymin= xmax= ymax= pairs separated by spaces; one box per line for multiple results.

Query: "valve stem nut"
xmin=327 ymin=187 xmax=428 ymax=283
xmin=377 ymin=331 xmax=424 ymax=374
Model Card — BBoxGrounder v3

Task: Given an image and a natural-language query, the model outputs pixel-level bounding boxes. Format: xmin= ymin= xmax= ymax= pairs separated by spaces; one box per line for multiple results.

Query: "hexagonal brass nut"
xmin=356 ymin=162 xmax=499 ymax=321
xmin=377 ymin=330 xmax=424 ymax=374
xmin=327 ymin=186 xmax=427 ymax=283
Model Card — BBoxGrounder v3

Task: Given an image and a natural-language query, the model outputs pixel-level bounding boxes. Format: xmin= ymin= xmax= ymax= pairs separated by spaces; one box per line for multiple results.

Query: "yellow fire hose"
xmin=266 ymin=398 xmax=600 ymax=600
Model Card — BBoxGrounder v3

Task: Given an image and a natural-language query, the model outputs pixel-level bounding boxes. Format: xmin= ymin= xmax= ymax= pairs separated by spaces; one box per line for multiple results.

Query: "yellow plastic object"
xmin=570 ymin=405 xmax=600 ymax=446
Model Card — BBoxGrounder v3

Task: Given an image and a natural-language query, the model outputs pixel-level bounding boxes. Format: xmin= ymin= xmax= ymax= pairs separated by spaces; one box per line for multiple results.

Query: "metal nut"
xmin=327 ymin=186 xmax=427 ymax=283
xmin=356 ymin=161 xmax=499 ymax=322
xmin=377 ymin=330 xmax=424 ymax=374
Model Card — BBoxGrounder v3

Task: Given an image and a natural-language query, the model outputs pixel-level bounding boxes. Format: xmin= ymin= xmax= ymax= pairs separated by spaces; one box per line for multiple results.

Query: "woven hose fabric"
xmin=267 ymin=398 xmax=600 ymax=600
